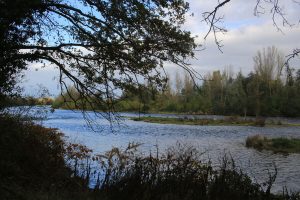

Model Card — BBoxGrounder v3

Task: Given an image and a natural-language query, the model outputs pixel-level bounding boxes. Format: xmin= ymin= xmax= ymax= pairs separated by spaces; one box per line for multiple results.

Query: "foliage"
xmin=85 ymin=143 xmax=299 ymax=200
xmin=0 ymin=0 xmax=45 ymax=100
xmin=131 ymin=116 xmax=265 ymax=126
xmin=5 ymin=96 xmax=54 ymax=106
xmin=0 ymin=113 xmax=91 ymax=199
xmin=0 ymin=0 xmax=196 ymax=116
xmin=98 ymin=47 xmax=300 ymax=117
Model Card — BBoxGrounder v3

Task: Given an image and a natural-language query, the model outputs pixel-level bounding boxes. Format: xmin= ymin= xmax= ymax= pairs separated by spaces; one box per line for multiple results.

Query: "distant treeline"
xmin=53 ymin=47 xmax=300 ymax=117
xmin=2 ymin=96 xmax=53 ymax=107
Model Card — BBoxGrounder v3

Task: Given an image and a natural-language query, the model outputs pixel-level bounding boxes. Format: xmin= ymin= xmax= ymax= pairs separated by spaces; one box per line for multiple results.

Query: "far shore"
xmin=129 ymin=116 xmax=300 ymax=127
xmin=48 ymin=106 xmax=300 ymax=126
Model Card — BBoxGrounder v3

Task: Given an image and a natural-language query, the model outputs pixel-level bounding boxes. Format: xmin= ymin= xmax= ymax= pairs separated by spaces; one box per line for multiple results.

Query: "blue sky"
xmin=21 ymin=0 xmax=300 ymax=96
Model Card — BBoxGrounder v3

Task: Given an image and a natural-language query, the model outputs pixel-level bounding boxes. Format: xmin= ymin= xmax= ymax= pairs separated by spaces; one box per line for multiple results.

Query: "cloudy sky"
xmin=22 ymin=0 xmax=300 ymax=96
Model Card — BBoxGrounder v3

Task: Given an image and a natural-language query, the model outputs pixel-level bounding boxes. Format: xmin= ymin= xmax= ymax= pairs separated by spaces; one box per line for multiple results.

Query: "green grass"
xmin=131 ymin=116 xmax=266 ymax=126
xmin=246 ymin=135 xmax=300 ymax=153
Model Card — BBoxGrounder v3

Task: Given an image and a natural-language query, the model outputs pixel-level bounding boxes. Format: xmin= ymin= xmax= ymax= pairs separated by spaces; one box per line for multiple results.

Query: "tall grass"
xmin=89 ymin=144 xmax=299 ymax=200
xmin=246 ymin=135 xmax=300 ymax=153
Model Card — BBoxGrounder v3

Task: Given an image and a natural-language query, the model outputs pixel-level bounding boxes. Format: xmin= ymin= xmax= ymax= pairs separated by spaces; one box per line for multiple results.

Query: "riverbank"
xmin=53 ymin=105 xmax=300 ymax=118
xmin=130 ymin=116 xmax=289 ymax=127
xmin=52 ymin=106 xmax=300 ymax=127
xmin=246 ymin=135 xmax=300 ymax=154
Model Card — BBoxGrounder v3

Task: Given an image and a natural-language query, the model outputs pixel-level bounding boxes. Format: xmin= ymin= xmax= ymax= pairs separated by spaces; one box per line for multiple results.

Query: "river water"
xmin=28 ymin=107 xmax=300 ymax=193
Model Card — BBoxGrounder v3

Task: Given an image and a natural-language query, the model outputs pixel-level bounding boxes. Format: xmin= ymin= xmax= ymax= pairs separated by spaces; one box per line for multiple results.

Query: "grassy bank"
xmin=246 ymin=135 xmax=300 ymax=153
xmin=1 ymin=113 xmax=299 ymax=199
xmin=131 ymin=116 xmax=267 ymax=126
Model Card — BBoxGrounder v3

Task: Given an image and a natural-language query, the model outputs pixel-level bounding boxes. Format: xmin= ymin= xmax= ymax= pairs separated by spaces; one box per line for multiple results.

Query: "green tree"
xmin=253 ymin=46 xmax=285 ymax=116
xmin=225 ymin=72 xmax=247 ymax=116
xmin=205 ymin=71 xmax=225 ymax=114
xmin=280 ymin=69 xmax=300 ymax=116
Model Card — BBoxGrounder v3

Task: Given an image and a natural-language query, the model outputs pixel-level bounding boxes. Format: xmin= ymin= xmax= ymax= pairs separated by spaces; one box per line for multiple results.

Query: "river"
xmin=23 ymin=107 xmax=300 ymax=193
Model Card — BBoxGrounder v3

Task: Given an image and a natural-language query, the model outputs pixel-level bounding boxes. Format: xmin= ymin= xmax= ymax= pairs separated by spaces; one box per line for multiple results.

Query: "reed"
xmin=246 ymin=135 xmax=300 ymax=153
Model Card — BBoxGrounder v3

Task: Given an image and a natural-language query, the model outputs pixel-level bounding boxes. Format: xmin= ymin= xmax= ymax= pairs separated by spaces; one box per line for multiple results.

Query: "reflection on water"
xmin=34 ymin=108 xmax=300 ymax=192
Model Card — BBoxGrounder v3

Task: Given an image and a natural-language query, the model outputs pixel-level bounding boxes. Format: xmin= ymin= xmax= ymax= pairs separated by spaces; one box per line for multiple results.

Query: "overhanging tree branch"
xmin=202 ymin=0 xmax=231 ymax=52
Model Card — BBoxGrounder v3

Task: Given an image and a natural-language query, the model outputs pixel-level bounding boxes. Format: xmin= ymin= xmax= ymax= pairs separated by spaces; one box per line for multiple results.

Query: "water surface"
xmin=38 ymin=108 xmax=300 ymax=193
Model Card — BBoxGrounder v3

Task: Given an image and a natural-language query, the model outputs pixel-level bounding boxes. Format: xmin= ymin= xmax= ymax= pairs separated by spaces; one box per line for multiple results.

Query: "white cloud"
xmin=174 ymin=0 xmax=300 ymax=77
xmin=186 ymin=21 xmax=300 ymax=75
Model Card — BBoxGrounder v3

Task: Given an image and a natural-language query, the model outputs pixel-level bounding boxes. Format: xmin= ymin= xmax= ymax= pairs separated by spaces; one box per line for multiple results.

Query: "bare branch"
xmin=202 ymin=0 xmax=231 ymax=52
xmin=254 ymin=0 xmax=294 ymax=33
xmin=284 ymin=48 xmax=300 ymax=70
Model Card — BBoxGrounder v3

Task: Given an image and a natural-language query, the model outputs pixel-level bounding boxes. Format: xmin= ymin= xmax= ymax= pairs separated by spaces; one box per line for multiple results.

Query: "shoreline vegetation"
xmin=131 ymin=116 xmax=264 ymax=126
xmin=246 ymin=135 xmax=300 ymax=154
xmin=6 ymin=103 xmax=300 ymax=127
xmin=1 ymin=113 xmax=300 ymax=200
xmin=130 ymin=116 xmax=299 ymax=127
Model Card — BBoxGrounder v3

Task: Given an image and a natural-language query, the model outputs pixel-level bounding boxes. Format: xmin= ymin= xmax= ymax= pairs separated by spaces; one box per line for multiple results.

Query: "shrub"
xmin=0 ymin=114 xmax=92 ymax=199
xmin=93 ymin=144 xmax=299 ymax=200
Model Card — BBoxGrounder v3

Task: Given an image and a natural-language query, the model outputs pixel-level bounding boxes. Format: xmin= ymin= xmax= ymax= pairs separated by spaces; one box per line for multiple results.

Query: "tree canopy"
xmin=0 ymin=0 xmax=196 ymax=112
